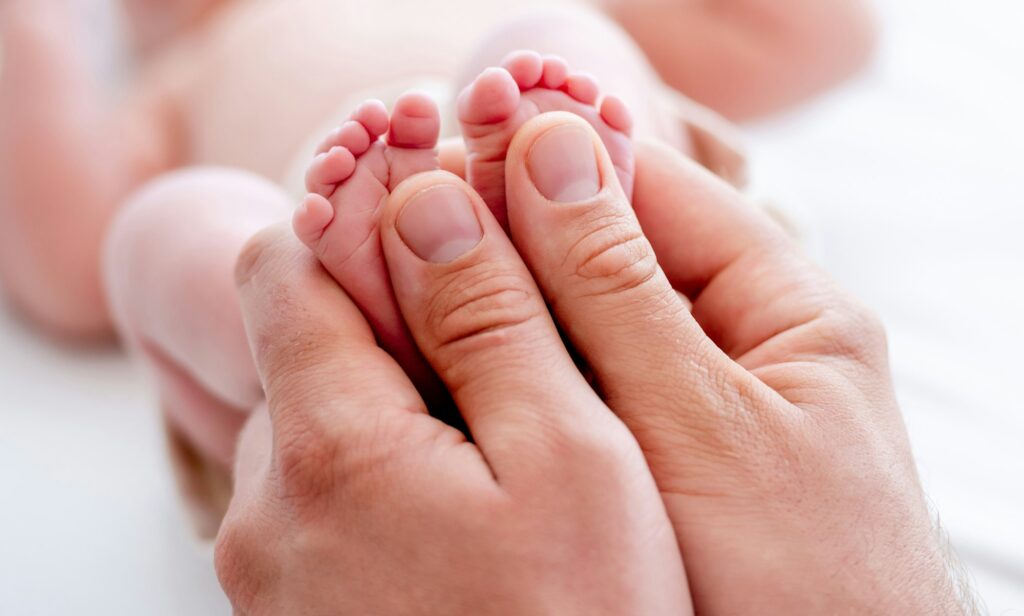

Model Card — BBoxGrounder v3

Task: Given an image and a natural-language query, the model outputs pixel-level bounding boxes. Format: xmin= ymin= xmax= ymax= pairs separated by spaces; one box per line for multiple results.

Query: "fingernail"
xmin=527 ymin=125 xmax=600 ymax=202
xmin=397 ymin=186 xmax=483 ymax=263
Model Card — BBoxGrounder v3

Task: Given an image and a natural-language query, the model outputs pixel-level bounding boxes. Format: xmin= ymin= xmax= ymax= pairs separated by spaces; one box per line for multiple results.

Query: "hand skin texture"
xmin=217 ymin=185 xmax=691 ymax=613
xmin=216 ymin=113 xmax=967 ymax=615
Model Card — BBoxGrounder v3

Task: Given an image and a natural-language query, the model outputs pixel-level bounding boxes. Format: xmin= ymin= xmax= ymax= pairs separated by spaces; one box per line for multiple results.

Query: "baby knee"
xmin=103 ymin=166 xmax=290 ymax=338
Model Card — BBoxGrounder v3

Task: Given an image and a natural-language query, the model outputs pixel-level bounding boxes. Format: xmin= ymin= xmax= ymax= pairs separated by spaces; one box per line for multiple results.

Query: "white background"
xmin=2 ymin=0 xmax=1022 ymax=613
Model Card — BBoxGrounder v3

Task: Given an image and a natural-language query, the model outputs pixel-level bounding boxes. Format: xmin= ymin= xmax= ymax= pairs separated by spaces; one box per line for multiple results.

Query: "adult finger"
xmin=503 ymin=113 xmax=743 ymax=422
xmin=631 ymin=139 xmax=885 ymax=368
xmin=378 ymin=171 xmax=609 ymax=473
xmin=234 ymin=224 xmax=427 ymax=446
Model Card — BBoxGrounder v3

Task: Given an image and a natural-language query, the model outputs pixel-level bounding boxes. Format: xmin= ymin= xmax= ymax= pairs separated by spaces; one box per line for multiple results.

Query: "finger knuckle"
xmin=334 ymin=413 xmax=455 ymax=495
xmin=426 ymin=261 xmax=544 ymax=353
xmin=274 ymin=408 xmax=437 ymax=513
xmin=630 ymin=350 xmax=780 ymax=460
xmin=272 ymin=414 xmax=340 ymax=506
xmin=258 ymin=323 xmax=334 ymax=393
xmin=566 ymin=212 xmax=660 ymax=298
xmin=819 ymin=302 xmax=890 ymax=364
xmin=214 ymin=519 xmax=264 ymax=612
xmin=515 ymin=410 xmax=637 ymax=481
xmin=235 ymin=225 xmax=289 ymax=287
xmin=553 ymin=418 xmax=632 ymax=463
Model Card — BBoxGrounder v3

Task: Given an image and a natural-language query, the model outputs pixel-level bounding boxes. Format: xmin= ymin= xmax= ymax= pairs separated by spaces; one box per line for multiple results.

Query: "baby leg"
xmin=104 ymin=168 xmax=290 ymax=475
xmin=0 ymin=2 xmax=172 ymax=339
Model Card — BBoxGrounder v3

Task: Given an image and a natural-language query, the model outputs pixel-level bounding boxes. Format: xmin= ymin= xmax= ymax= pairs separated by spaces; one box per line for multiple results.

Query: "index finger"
xmin=632 ymin=140 xmax=863 ymax=362
xmin=234 ymin=223 xmax=426 ymax=433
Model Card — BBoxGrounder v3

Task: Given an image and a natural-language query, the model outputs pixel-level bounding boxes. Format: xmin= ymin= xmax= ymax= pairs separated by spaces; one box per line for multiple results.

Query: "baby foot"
xmin=293 ymin=92 xmax=441 ymax=378
xmin=458 ymin=50 xmax=634 ymax=228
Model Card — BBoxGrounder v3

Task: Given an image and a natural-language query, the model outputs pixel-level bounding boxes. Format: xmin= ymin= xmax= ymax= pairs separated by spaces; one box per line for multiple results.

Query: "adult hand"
xmin=500 ymin=113 xmax=964 ymax=614
xmin=215 ymin=196 xmax=691 ymax=612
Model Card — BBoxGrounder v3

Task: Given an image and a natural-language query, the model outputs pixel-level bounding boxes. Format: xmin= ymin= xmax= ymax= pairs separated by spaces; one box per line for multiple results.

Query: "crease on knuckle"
xmin=214 ymin=518 xmax=265 ymax=612
xmin=618 ymin=343 xmax=784 ymax=481
xmin=276 ymin=404 xmax=450 ymax=514
xmin=235 ymin=226 xmax=290 ymax=287
xmin=565 ymin=212 xmax=660 ymax=298
xmin=532 ymin=420 xmax=637 ymax=487
xmin=815 ymin=303 xmax=890 ymax=366
xmin=272 ymin=414 xmax=339 ymax=508
xmin=550 ymin=416 xmax=633 ymax=467
xmin=334 ymin=412 xmax=460 ymax=496
xmin=427 ymin=262 xmax=542 ymax=353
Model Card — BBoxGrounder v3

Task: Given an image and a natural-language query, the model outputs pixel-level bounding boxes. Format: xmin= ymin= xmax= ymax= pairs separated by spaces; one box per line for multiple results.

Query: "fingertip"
xmin=383 ymin=170 xmax=474 ymax=233
xmin=506 ymin=112 xmax=609 ymax=206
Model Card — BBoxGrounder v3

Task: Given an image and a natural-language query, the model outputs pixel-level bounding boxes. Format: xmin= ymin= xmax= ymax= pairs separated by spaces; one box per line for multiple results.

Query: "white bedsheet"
xmin=745 ymin=0 xmax=1024 ymax=611
xmin=2 ymin=0 xmax=1022 ymax=613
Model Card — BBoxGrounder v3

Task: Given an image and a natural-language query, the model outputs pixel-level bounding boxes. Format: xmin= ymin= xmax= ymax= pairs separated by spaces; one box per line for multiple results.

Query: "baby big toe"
xmin=388 ymin=91 xmax=441 ymax=150
xmin=457 ymin=67 xmax=520 ymax=127
xmin=386 ymin=92 xmax=441 ymax=190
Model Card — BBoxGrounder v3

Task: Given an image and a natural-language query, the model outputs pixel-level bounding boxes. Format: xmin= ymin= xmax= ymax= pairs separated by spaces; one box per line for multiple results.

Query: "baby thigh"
xmin=104 ymin=168 xmax=291 ymax=470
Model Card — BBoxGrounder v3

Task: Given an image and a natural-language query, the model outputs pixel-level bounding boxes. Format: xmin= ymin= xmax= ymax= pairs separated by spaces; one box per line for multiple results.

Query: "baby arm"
xmin=0 ymin=0 xmax=178 ymax=338
xmin=600 ymin=0 xmax=877 ymax=119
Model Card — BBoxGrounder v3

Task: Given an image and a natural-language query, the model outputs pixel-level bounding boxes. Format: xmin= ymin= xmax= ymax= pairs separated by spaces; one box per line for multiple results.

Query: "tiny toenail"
xmin=397 ymin=186 xmax=483 ymax=263
xmin=527 ymin=125 xmax=600 ymax=202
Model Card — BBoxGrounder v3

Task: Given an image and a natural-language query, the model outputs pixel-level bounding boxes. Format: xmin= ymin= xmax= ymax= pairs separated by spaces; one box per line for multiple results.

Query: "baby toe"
xmin=305 ymin=146 xmax=357 ymax=196
xmin=565 ymin=72 xmax=600 ymax=105
xmin=353 ymin=99 xmax=390 ymax=139
xmin=333 ymin=121 xmax=374 ymax=156
xmin=457 ymin=67 xmax=521 ymax=126
xmin=388 ymin=91 xmax=441 ymax=149
xmin=540 ymin=55 xmax=569 ymax=89
xmin=293 ymin=193 xmax=335 ymax=247
xmin=600 ymin=95 xmax=634 ymax=135
xmin=501 ymin=50 xmax=544 ymax=89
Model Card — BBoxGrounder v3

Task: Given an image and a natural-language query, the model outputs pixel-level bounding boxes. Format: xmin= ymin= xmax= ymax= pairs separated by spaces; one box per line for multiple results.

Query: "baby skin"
xmin=293 ymin=52 xmax=634 ymax=399
xmin=97 ymin=6 xmax=708 ymax=491
xmin=0 ymin=0 xmax=878 ymax=342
